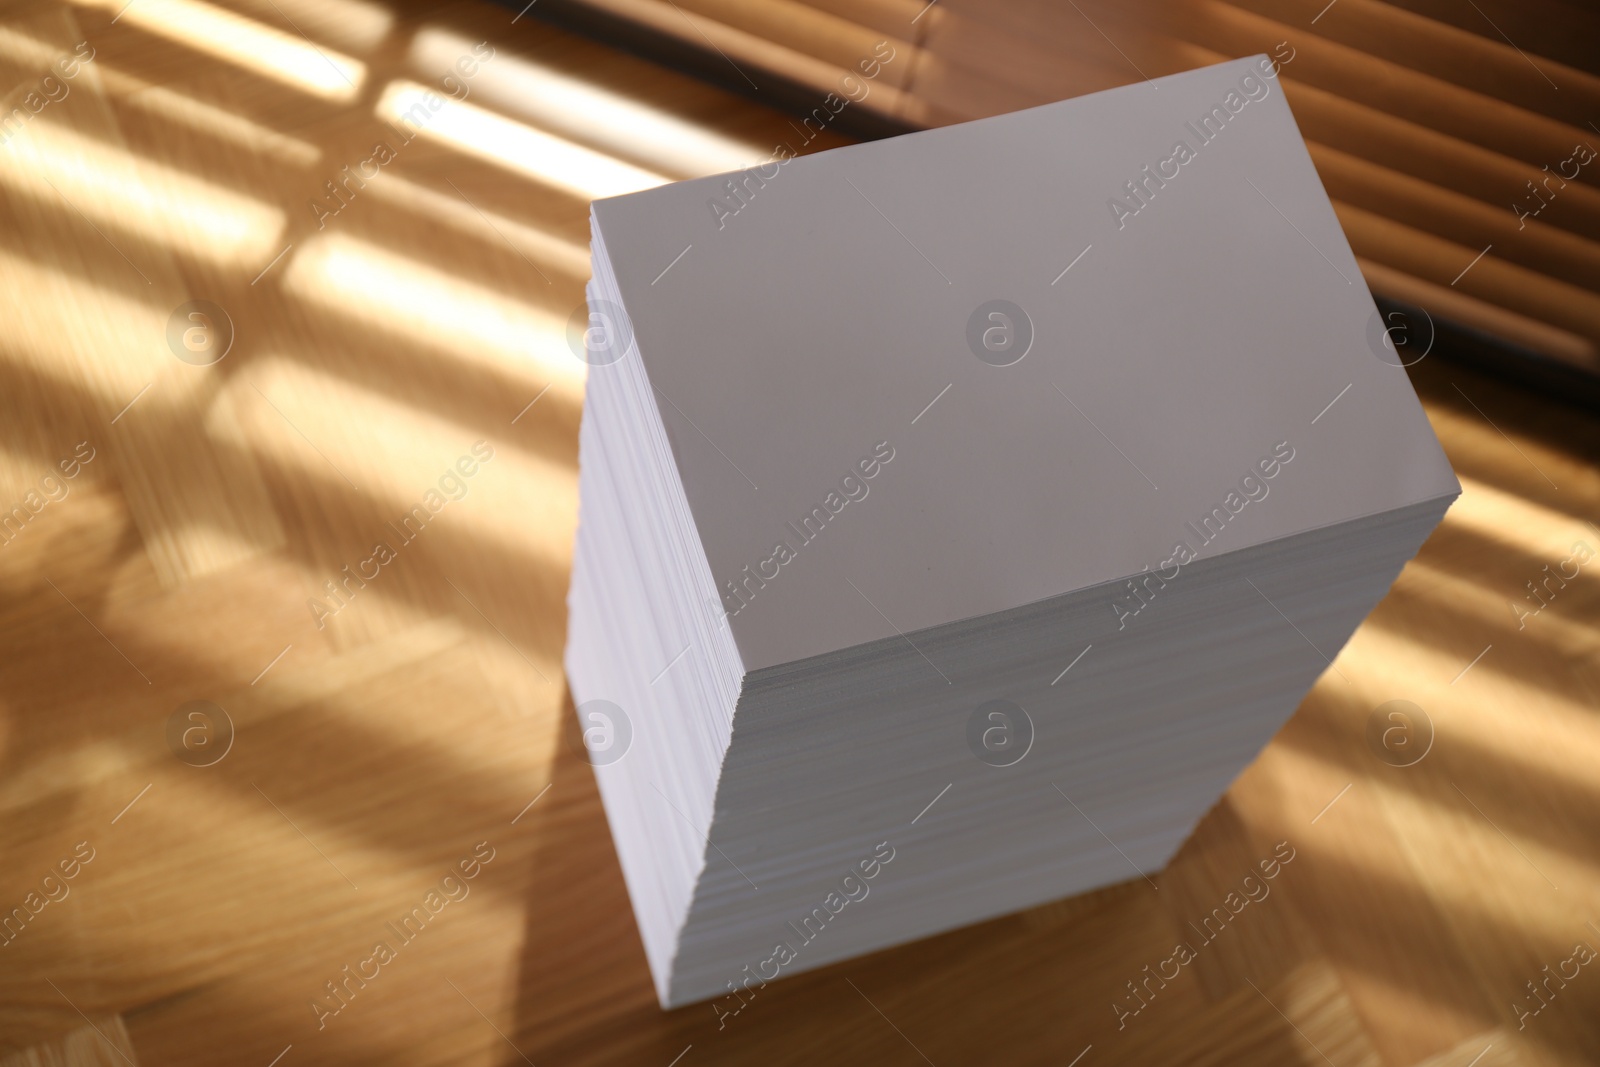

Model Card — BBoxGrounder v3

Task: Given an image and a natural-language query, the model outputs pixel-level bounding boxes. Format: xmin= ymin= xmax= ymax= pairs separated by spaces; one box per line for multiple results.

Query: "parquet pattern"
xmin=0 ymin=0 xmax=1595 ymax=1063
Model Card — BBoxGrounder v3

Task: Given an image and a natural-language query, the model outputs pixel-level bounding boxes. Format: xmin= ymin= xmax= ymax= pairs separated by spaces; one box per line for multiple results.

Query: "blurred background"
xmin=0 ymin=0 xmax=1595 ymax=1063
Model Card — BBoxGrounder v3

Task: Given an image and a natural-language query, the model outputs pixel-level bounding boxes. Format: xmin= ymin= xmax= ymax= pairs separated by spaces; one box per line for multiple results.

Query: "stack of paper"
xmin=564 ymin=56 xmax=1459 ymax=1010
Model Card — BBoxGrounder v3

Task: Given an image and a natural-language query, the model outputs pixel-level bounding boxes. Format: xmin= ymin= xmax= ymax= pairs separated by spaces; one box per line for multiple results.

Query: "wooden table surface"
xmin=0 ymin=0 xmax=1596 ymax=1063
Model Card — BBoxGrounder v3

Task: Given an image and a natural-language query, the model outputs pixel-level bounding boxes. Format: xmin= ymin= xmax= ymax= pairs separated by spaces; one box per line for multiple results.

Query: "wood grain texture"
xmin=0 ymin=0 xmax=1596 ymax=1064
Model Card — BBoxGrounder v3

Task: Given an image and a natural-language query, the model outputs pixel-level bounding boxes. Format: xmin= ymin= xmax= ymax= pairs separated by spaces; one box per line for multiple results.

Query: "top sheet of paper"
xmin=590 ymin=56 xmax=1459 ymax=673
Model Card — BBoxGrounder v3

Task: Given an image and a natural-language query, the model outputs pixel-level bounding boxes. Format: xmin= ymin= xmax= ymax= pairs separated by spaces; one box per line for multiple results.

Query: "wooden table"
xmin=0 ymin=0 xmax=1595 ymax=1062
